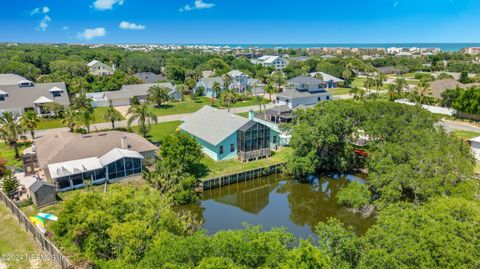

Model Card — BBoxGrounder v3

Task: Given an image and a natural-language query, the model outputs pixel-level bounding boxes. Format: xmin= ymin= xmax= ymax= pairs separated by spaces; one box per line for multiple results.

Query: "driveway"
xmin=439 ymin=119 xmax=480 ymax=133
xmin=115 ymin=105 xmax=130 ymax=118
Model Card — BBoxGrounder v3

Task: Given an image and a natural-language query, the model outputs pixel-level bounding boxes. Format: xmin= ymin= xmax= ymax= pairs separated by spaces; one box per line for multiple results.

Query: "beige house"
xmin=87 ymin=60 xmax=115 ymax=76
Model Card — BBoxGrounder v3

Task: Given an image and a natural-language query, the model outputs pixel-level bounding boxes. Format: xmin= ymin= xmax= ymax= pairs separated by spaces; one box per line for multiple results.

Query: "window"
xmin=0 ymin=95 xmax=5 ymax=101
xmin=230 ymin=143 xmax=235 ymax=152
xmin=57 ymin=177 xmax=71 ymax=189
xmin=95 ymin=168 xmax=106 ymax=180
xmin=326 ymin=95 xmax=330 ymax=100
xmin=273 ymin=135 xmax=277 ymax=144
xmin=219 ymin=145 xmax=224 ymax=154
xmin=318 ymin=97 xmax=321 ymax=101
xmin=52 ymin=91 xmax=61 ymax=97
xmin=70 ymin=174 xmax=83 ymax=186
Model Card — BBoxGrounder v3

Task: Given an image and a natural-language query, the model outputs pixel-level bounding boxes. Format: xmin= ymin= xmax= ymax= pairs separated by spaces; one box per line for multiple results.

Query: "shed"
xmin=29 ymin=181 xmax=56 ymax=207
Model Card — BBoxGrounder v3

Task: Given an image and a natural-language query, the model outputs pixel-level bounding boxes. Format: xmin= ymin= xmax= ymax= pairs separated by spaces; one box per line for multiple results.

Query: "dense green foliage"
xmin=1 ymin=170 xmax=19 ymax=195
xmin=453 ymin=87 xmax=480 ymax=114
xmin=336 ymin=181 xmax=370 ymax=209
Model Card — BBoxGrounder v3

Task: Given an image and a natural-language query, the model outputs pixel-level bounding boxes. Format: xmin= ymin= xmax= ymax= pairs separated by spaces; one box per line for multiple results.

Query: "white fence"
xmin=395 ymin=99 xmax=457 ymax=116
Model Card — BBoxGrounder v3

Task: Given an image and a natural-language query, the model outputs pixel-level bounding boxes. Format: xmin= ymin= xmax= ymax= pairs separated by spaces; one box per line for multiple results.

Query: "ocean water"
xmin=197 ymin=43 xmax=480 ymax=52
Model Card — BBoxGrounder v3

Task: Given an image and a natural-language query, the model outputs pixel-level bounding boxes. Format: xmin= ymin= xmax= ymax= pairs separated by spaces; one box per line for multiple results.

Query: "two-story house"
xmin=251 ymin=55 xmax=288 ymax=70
xmin=87 ymin=60 xmax=115 ymax=76
xmin=275 ymin=76 xmax=332 ymax=109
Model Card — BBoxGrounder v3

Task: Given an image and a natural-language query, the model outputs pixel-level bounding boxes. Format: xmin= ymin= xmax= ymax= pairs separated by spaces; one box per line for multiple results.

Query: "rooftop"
xmin=180 ymin=106 xmax=250 ymax=146
xmin=309 ymin=72 xmax=344 ymax=83
xmin=34 ymin=131 xmax=158 ymax=168
xmin=288 ymin=75 xmax=324 ymax=85
xmin=0 ymin=74 xmax=27 ymax=85
xmin=277 ymin=88 xmax=329 ymax=98
xmin=0 ymin=82 xmax=70 ymax=110
xmin=105 ymin=82 xmax=176 ymax=99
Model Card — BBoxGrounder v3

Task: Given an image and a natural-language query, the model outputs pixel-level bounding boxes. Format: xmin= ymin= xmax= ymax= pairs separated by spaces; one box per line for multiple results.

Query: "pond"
xmin=179 ymin=174 xmax=376 ymax=238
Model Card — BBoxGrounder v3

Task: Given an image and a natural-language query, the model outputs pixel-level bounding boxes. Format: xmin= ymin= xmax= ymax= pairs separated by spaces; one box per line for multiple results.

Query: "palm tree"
xmin=71 ymin=93 xmax=93 ymax=111
xmin=104 ymin=104 xmax=123 ymax=129
xmin=269 ymin=72 xmax=285 ymax=93
xmin=127 ymin=103 xmax=157 ymax=137
xmin=78 ymin=109 xmax=95 ymax=133
xmin=264 ymin=83 xmax=275 ymax=102
xmin=211 ymin=81 xmax=222 ymax=106
xmin=20 ymin=111 xmax=39 ymax=139
xmin=375 ymin=72 xmax=386 ymax=91
xmin=394 ymin=77 xmax=409 ymax=94
xmin=61 ymin=108 xmax=77 ymax=132
xmin=220 ymin=90 xmax=237 ymax=112
xmin=255 ymin=95 xmax=264 ymax=112
xmin=386 ymin=84 xmax=398 ymax=101
xmin=349 ymin=87 xmax=365 ymax=101
xmin=416 ymin=79 xmax=432 ymax=104
xmin=147 ymin=85 xmax=171 ymax=107
xmin=364 ymin=77 xmax=376 ymax=93
xmin=0 ymin=112 xmax=25 ymax=159
xmin=222 ymin=74 xmax=233 ymax=90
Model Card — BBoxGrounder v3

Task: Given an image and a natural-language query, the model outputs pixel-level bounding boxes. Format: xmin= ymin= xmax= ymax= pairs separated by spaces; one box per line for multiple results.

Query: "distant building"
xmin=276 ymin=76 xmax=332 ymax=109
xmin=227 ymin=70 xmax=249 ymax=91
xmin=430 ymin=79 xmax=480 ymax=99
xmin=33 ymin=131 xmax=158 ymax=191
xmin=87 ymin=60 xmax=115 ymax=76
xmin=133 ymin=72 xmax=165 ymax=84
xmin=0 ymin=75 xmax=69 ymax=116
xmin=29 ymin=181 xmax=56 ymax=208
xmin=463 ymin=47 xmax=480 ymax=55
xmin=251 ymin=55 xmax=288 ymax=70
xmin=378 ymin=66 xmax=404 ymax=75
xmin=309 ymin=72 xmax=344 ymax=88
xmin=194 ymin=77 xmax=225 ymax=98
xmin=180 ymin=106 xmax=280 ymax=162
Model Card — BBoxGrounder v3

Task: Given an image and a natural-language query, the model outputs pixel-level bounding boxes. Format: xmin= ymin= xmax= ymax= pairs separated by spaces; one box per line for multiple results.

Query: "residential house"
xmin=32 ymin=131 xmax=158 ymax=191
xmin=251 ymin=55 xmax=288 ymax=70
xmin=251 ymin=106 xmax=293 ymax=145
xmin=94 ymin=82 xmax=181 ymax=107
xmin=133 ymin=72 xmax=165 ymax=84
xmin=194 ymin=77 xmax=225 ymax=97
xmin=0 ymin=75 xmax=69 ymax=116
xmin=87 ymin=60 xmax=115 ymax=76
xmin=430 ymin=79 xmax=480 ymax=99
xmin=227 ymin=70 xmax=249 ymax=91
xmin=276 ymin=76 xmax=332 ymax=109
xmin=463 ymin=47 xmax=480 ymax=55
xmin=180 ymin=106 xmax=280 ymax=162
xmin=309 ymin=72 xmax=344 ymax=88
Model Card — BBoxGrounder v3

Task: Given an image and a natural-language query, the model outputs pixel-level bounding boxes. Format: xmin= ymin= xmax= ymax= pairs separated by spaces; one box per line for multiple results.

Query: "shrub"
xmin=336 ymin=181 xmax=370 ymax=209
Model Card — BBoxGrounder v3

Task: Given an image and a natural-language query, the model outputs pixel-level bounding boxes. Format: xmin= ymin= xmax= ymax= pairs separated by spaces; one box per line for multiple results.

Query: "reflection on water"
xmin=179 ymin=174 xmax=376 ymax=238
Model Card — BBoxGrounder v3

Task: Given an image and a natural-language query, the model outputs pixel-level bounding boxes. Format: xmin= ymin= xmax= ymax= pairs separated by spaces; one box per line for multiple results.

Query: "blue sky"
xmin=0 ymin=0 xmax=479 ymax=44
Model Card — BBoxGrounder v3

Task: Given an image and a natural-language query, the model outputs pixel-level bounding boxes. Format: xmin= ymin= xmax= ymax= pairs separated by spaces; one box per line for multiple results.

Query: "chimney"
xmin=121 ymin=136 xmax=127 ymax=149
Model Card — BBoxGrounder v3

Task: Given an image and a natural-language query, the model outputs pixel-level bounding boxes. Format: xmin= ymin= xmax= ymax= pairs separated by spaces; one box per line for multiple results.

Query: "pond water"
xmin=180 ymin=174 xmax=376 ymax=238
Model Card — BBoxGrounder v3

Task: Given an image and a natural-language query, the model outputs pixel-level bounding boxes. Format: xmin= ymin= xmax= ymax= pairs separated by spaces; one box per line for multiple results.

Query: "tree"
xmin=61 ymin=108 xmax=77 ymax=132
xmin=363 ymin=77 xmax=375 ymax=93
xmin=43 ymin=102 xmax=64 ymax=116
xmin=20 ymin=111 xmax=39 ymax=139
xmin=336 ymin=181 xmax=370 ymax=209
xmin=219 ymin=90 xmax=237 ymax=112
xmin=211 ymin=81 xmax=222 ymax=105
xmin=415 ymin=78 xmax=432 ymax=104
xmin=70 ymin=93 xmax=93 ymax=112
xmin=386 ymin=84 xmax=398 ymax=101
xmin=147 ymin=85 xmax=171 ymax=107
xmin=1 ymin=170 xmax=19 ymax=196
xmin=374 ymin=72 xmax=386 ymax=91
xmin=127 ymin=103 xmax=157 ymax=137
xmin=222 ymin=74 xmax=233 ymax=90
xmin=394 ymin=77 xmax=409 ymax=94
xmin=264 ymin=83 xmax=275 ymax=102
xmin=255 ymin=95 xmax=264 ymax=112
xmin=458 ymin=70 xmax=471 ymax=84
xmin=104 ymin=104 xmax=123 ymax=129
xmin=349 ymin=87 xmax=365 ymax=100
xmin=342 ymin=63 xmax=355 ymax=87
xmin=77 ymin=109 xmax=95 ymax=133
xmin=0 ymin=112 xmax=24 ymax=159
xmin=269 ymin=72 xmax=285 ymax=93
xmin=440 ymin=87 xmax=462 ymax=107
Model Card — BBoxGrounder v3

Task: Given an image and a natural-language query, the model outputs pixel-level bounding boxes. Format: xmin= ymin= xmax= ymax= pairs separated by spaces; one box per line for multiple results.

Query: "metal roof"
xmin=288 ymin=75 xmax=324 ymax=85
xmin=180 ymin=106 xmax=249 ymax=146
xmin=99 ymin=148 xmax=144 ymax=166
xmin=29 ymin=180 xmax=54 ymax=192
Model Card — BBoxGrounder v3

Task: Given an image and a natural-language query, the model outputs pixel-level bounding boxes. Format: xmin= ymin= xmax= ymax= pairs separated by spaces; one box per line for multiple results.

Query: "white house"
xmin=276 ymin=76 xmax=332 ymax=109
xmin=251 ymin=55 xmax=288 ymax=70
xmin=309 ymin=72 xmax=344 ymax=88
xmin=0 ymin=75 xmax=70 ymax=116
xmin=227 ymin=70 xmax=249 ymax=91
xmin=87 ymin=60 xmax=115 ymax=76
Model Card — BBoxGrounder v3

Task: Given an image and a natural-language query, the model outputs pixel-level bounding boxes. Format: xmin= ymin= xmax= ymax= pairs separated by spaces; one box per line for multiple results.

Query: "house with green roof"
xmin=179 ymin=106 xmax=280 ymax=162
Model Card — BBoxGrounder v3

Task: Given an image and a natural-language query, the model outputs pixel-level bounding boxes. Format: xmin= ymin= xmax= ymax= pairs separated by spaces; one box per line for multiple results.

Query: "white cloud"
xmin=31 ymin=6 xmax=49 ymax=15
xmin=393 ymin=1 xmax=399 ymax=7
xmin=119 ymin=21 xmax=145 ymax=30
xmin=77 ymin=27 xmax=106 ymax=40
xmin=180 ymin=0 xmax=215 ymax=12
xmin=62 ymin=26 xmax=69 ymax=31
xmin=38 ymin=15 xmax=51 ymax=31
xmin=92 ymin=0 xmax=124 ymax=10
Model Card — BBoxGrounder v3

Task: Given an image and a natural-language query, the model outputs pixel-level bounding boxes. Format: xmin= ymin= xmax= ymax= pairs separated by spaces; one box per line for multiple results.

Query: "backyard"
xmin=0 ymin=142 xmax=31 ymax=167
xmin=0 ymin=203 xmax=59 ymax=269
xmin=326 ymin=87 xmax=351 ymax=96
xmin=36 ymin=107 xmax=123 ymax=130
xmin=452 ymin=130 xmax=480 ymax=140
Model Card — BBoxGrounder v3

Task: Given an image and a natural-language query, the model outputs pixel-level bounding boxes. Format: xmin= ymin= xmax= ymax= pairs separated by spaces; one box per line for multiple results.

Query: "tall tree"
xmin=0 ymin=112 xmax=25 ymax=159
xmin=375 ymin=72 xmax=386 ymax=91
xmin=1 ymin=170 xmax=19 ymax=196
xmin=394 ymin=77 xmax=409 ymax=94
xmin=20 ymin=111 xmax=39 ymax=139
xmin=104 ymin=104 xmax=123 ymax=129
xmin=211 ymin=81 xmax=222 ymax=105
xmin=147 ymin=85 xmax=171 ymax=107
xmin=416 ymin=79 xmax=432 ymax=104
xmin=77 ymin=109 xmax=95 ymax=134
xmin=71 ymin=93 xmax=93 ymax=112
xmin=220 ymin=90 xmax=237 ymax=112
xmin=264 ymin=83 xmax=275 ymax=102
xmin=127 ymin=103 xmax=157 ymax=137
xmin=61 ymin=108 xmax=77 ymax=132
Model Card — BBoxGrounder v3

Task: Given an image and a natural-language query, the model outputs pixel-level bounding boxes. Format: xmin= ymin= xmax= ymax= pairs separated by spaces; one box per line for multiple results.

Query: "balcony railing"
xmin=238 ymin=148 xmax=271 ymax=162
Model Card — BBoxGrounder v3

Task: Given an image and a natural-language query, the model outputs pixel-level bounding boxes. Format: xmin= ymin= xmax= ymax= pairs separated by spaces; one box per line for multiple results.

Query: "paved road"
xmin=439 ymin=119 xmax=480 ymax=133
xmin=34 ymin=103 xmax=275 ymax=137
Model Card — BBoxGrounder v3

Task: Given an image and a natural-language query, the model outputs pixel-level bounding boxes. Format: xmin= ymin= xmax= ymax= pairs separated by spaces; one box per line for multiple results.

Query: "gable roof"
xmin=87 ymin=60 xmax=100 ymax=67
xmin=277 ymin=88 xmax=329 ymax=98
xmin=180 ymin=106 xmax=249 ymax=146
xmin=227 ymin=70 xmax=246 ymax=77
xmin=258 ymin=55 xmax=281 ymax=64
xmin=133 ymin=72 xmax=165 ymax=84
xmin=34 ymin=131 xmax=158 ymax=168
xmin=29 ymin=180 xmax=54 ymax=192
xmin=198 ymin=77 xmax=224 ymax=89
xmin=0 ymin=74 xmax=27 ymax=86
xmin=288 ymin=75 xmax=324 ymax=85
xmin=105 ymin=82 xmax=176 ymax=100
xmin=99 ymin=148 xmax=144 ymax=166
xmin=0 ymin=82 xmax=70 ymax=110
xmin=309 ymin=72 xmax=344 ymax=83
xmin=430 ymin=79 xmax=480 ymax=99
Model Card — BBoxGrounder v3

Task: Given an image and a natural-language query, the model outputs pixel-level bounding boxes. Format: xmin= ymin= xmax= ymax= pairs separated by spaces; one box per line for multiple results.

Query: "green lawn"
xmin=452 ymin=130 xmax=480 ymax=140
xmin=132 ymin=121 xmax=182 ymax=142
xmin=327 ymin=88 xmax=351 ymax=96
xmin=0 ymin=142 xmax=31 ymax=167
xmin=352 ymin=77 xmax=388 ymax=90
xmin=36 ymin=107 xmax=124 ymax=130
xmin=0 ymin=203 xmax=58 ymax=269
xmin=152 ymin=96 xmax=269 ymax=116
xmin=200 ymin=147 xmax=292 ymax=179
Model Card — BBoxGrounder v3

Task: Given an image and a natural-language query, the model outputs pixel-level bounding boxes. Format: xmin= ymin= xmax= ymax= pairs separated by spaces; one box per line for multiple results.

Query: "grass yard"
xmin=452 ymin=130 xmax=480 ymax=140
xmin=36 ymin=107 xmax=124 ymax=130
xmin=132 ymin=121 xmax=182 ymax=142
xmin=152 ymin=96 xmax=269 ymax=116
xmin=327 ymin=87 xmax=351 ymax=96
xmin=200 ymin=147 xmax=292 ymax=179
xmin=0 ymin=203 xmax=59 ymax=269
xmin=0 ymin=142 xmax=31 ymax=167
